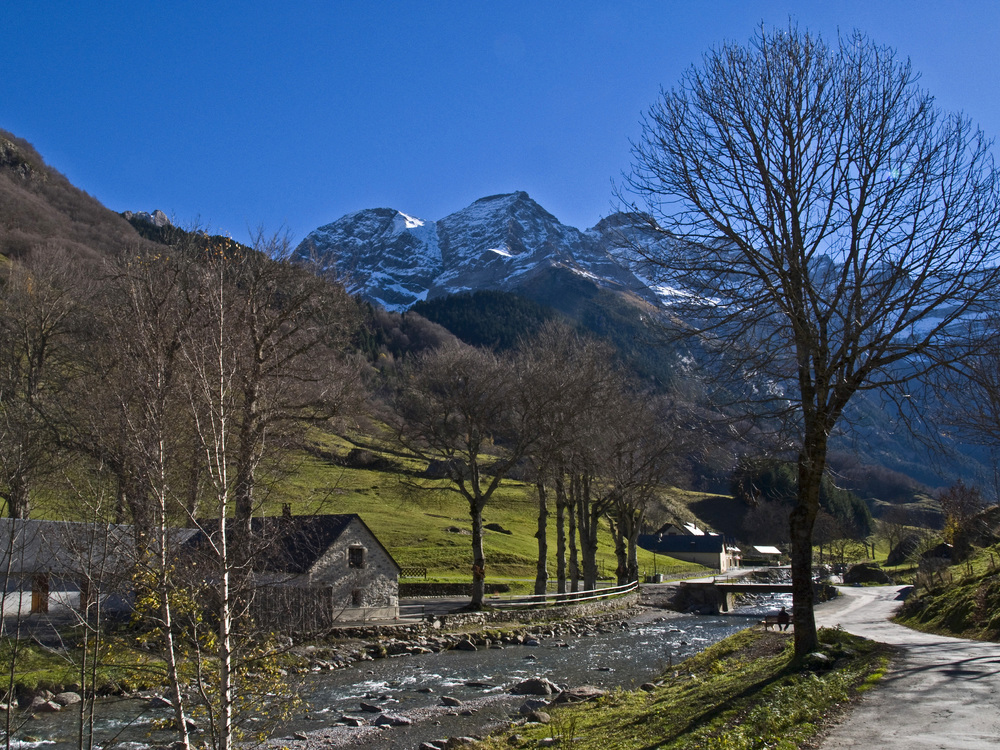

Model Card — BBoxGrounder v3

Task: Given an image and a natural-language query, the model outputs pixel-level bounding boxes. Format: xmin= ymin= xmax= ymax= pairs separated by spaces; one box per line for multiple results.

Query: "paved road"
xmin=815 ymin=585 xmax=1000 ymax=749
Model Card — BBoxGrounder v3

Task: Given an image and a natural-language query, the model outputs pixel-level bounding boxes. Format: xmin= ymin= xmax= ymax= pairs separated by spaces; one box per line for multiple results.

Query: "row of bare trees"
xmin=0 ymin=234 xmax=360 ymax=750
xmin=393 ymin=322 xmax=700 ymax=608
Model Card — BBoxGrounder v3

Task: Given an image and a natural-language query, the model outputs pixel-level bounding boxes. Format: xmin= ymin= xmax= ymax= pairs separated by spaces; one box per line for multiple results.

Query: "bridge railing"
xmin=488 ymin=580 xmax=638 ymax=609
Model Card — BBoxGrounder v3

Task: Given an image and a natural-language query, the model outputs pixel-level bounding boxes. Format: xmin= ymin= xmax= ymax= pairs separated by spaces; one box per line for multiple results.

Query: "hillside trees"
xmin=622 ymin=24 xmax=1000 ymax=655
xmin=0 ymin=250 xmax=85 ymax=518
xmin=19 ymin=234 xmax=362 ymax=750
xmin=394 ymin=343 xmax=534 ymax=608
xmin=203 ymin=232 xmax=361 ymax=538
xmin=395 ymin=325 xmax=696 ymax=601
xmin=603 ymin=393 xmax=688 ymax=585
xmin=514 ymin=323 xmax=621 ymax=594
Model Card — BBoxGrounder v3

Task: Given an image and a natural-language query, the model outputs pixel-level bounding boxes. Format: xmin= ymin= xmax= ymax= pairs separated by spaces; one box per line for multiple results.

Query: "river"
xmin=10 ymin=592 xmax=793 ymax=750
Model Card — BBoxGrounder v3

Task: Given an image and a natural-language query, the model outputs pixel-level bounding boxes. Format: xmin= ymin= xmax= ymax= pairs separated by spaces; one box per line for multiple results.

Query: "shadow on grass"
xmin=630 ymin=652 xmax=798 ymax=749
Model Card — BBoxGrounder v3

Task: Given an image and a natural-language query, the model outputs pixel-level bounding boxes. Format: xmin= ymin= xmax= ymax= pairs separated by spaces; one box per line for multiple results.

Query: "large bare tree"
xmin=621 ymin=24 xmax=1000 ymax=655
xmin=394 ymin=342 xmax=532 ymax=608
xmin=515 ymin=323 xmax=620 ymax=594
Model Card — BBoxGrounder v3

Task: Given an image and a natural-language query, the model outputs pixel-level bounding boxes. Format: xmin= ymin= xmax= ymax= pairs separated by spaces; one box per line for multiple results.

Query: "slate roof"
xmin=637 ymin=534 xmax=727 ymax=555
xmin=188 ymin=514 xmax=401 ymax=574
xmin=0 ymin=518 xmax=198 ymax=580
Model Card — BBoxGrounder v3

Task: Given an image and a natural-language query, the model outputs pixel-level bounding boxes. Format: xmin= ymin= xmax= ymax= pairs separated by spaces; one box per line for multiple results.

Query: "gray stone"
xmin=374 ymin=713 xmax=412 ymax=727
xmin=526 ymin=710 xmax=551 ymax=724
xmin=53 ymin=692 xmax=82 ymax=706
xmin=441 ymin=695 xmax=463 ymax=706
xmin=517 ymin=699 xmax=549 ymax=715
xmin=552 ymin=685 xmax=606 ymax=704
xmin=510 ymin=677 xmax=560 ymax=696
xmin=30 ymin=699 xmax=61 ymax=713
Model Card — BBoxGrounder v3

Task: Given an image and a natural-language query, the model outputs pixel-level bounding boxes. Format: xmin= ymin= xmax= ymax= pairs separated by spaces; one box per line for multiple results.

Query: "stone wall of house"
xmin=307 ymin=518 xmax=399 ymax=611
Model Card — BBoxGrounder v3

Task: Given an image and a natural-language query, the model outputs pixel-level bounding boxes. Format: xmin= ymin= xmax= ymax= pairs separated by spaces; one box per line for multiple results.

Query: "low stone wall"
xmin=434 ymin=590 xmax=639 ymax=629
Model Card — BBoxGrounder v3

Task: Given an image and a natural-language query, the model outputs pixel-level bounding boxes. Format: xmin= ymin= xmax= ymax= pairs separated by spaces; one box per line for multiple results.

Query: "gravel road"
xmin=815 ymin=585 xmax=1000 ymax=749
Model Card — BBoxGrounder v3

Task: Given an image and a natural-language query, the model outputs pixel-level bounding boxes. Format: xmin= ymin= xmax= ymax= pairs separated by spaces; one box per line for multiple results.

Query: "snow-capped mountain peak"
xmin=294 ymin=192 xmax=651 ymax=311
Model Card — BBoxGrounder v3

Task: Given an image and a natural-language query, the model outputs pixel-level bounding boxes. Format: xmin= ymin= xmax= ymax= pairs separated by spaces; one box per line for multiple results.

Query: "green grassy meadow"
xmin=261 ymin=429 xmax=710 ymax=585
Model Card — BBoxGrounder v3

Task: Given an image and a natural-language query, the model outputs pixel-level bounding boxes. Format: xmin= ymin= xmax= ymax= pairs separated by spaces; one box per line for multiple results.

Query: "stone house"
xmin=0 ymin=518 xmax=151 ymax=615
xmin=186 ymin=511 xmax=401 ymax=630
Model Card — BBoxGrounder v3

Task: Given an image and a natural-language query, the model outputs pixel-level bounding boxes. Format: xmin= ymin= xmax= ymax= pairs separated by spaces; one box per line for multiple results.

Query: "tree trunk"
xmin=627 ymin=513 xmax=641 ymax=583
xmin=790 ymin=436 xmax=826 ymax=657
xmin=555 ymin=476 xmax=567 ymax=594
xmin=533 ymin=480 xmax=548 ymax=595
xmin=576 ymin=476 xmax=600 ymax=590
xmin=4 ymin=475 xmax=29 ymax=520
xmin=612 ymin=518 xmax=628 ymax=585
xmin=470 ymin=498 xmax=486 ymax=608
xmin=568 ymin=487 xmax=579 ymax=593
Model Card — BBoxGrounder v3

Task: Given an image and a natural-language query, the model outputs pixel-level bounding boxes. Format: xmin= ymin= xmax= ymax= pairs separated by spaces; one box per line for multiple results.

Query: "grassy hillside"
xmin=895 ymin=542 xmax=1000 ymax=640
xmin=261 ymin=428 xmax=709 ymax=584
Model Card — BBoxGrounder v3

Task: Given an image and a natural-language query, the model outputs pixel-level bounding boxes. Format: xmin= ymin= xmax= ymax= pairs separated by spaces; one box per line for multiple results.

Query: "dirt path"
xmin=815 ymin=585 xmax=1000 ymax=748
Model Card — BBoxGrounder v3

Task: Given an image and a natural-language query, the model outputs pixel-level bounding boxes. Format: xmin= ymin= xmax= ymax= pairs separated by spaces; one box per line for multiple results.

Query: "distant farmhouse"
xmin=637 ymin=522 xmax=741 ymax=572
xmin=0 ymin=512 xmax=400 ymax=630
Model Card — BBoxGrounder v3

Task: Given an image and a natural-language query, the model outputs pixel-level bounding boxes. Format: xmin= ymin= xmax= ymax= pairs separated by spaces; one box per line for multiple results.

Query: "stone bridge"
xmin=677 ymin=579 xmax=834 ymax=613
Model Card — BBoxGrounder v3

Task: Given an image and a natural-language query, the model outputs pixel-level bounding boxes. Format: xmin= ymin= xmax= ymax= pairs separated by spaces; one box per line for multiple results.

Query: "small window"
xmin=351 ymin=588 xmax=363 ymax=606
xmin=348 ymin=547 xmax=365 ymax=568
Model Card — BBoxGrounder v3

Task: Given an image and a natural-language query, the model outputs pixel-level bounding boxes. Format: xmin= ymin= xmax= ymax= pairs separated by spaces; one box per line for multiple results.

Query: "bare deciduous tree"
xmin=621 ymin=24 xmax=1000 ymax=655
xmin=515 ymin=323 xmax=619 ymax=594
xmin=394 ymin=343 xmax=531 ymax=608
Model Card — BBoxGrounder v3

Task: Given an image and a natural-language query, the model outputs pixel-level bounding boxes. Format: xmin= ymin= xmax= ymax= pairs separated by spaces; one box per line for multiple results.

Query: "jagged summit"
xmin=122 ymin=209 xmax=172 ymax=228
xmin=294 ymin=192 xmax=653 ymax=311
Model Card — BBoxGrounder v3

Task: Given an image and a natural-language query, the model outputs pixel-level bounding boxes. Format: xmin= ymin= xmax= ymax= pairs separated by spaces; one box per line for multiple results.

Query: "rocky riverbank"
xmin=288 ymin=606 xmax=643 ymax=676
xmin=269 ymin=604 xmax=695 ymax=750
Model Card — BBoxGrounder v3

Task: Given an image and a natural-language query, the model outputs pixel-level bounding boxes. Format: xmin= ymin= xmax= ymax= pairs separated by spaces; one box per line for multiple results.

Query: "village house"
xmin=638 ymin=522 xmax=742 ymax=572
xmin=187 ymin=511 xmax=401 ymax=629
xmin=0 ymin=512 xmax=400 ymax=630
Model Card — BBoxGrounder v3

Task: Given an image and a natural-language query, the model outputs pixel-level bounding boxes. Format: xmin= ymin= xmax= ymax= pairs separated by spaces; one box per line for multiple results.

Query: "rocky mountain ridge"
xmin=294 ymin=191 xmax=654 ymax=311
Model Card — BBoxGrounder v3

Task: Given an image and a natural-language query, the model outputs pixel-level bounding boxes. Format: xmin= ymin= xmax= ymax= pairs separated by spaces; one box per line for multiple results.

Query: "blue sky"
xmin=3 ymin=1 xmax=1000 ymax=245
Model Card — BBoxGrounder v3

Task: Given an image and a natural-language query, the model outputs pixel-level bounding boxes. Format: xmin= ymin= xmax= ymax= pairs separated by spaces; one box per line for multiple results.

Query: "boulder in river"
xmin=510 ymin=677 xmax=560 ymax=695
